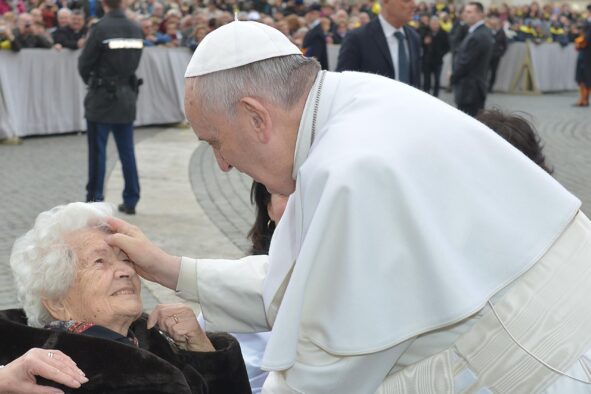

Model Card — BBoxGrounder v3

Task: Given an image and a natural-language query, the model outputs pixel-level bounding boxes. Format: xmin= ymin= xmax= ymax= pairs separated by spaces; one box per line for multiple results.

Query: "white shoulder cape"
xmin=261 ymin=71 xmax=580 ymax=370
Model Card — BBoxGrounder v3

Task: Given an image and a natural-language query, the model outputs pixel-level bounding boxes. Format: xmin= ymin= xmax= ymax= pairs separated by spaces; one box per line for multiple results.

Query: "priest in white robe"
xmin=108 ymin=21 xmax=591 ymax=393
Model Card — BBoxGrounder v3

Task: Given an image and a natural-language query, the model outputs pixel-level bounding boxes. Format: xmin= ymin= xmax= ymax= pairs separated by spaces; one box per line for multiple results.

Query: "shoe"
xmin=0 ymin=137 xmax=23 ymax=145
xmin=118 ymin=203 xmax=136 ymax=215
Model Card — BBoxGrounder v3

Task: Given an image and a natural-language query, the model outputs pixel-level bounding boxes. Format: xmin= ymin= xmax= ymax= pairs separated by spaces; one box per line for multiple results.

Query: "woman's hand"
xmin=0 ymin=348 xmax=88 ymax=394
xmin=106 ymin=217 xmax=181 ymax=290
xmin=147 ymin=304 xmax=215 ymax=353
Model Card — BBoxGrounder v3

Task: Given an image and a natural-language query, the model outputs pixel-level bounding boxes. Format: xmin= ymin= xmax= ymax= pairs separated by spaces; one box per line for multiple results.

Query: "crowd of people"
xmin=0 ymin=0 xmax=589 ymax=53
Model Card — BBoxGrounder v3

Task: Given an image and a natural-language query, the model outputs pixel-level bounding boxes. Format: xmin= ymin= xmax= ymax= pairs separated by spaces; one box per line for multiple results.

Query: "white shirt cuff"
xmin=176 ymin=256 xmax=199 ymax=301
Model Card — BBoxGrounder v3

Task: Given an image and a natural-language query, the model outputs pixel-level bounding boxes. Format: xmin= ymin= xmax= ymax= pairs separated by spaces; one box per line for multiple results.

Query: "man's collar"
xmin=292 ymin=71 xmax=339 ymax=180
xmin=309 ymin=19 xmax=320 ymax=29
xmin=469 ymin=19 xmax=485 ymax=34
xmin=378 ymin=14 xmax=405 ymax=37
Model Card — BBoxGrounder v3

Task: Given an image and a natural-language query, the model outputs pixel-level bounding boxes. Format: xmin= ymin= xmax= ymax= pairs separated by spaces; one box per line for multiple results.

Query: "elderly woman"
xmin=1 ymin=202 xmax=250 ymax=393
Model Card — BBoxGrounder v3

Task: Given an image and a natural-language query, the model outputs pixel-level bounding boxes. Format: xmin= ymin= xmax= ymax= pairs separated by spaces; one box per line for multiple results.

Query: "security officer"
xmin=78 ymin=0 xmax=143 ymax=214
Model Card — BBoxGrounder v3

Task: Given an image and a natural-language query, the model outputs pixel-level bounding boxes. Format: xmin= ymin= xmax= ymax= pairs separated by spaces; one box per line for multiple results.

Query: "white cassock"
xmin=177 ymin=71 xmax=591 ymax=393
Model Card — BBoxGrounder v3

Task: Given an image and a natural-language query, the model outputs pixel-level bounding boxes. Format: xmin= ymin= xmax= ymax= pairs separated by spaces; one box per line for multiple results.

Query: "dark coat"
xmin=336 ymin=17 xmax=422 ymax=88
xmin=303 ymin=22 xmax=328 ymax=70
xmin=576 ymin=21 xmax=591 ymax=86
xmin=78 ymin=9 xmax=143 ymax=123
xmin=52 ymin=26 xmax=88 ymax=49
xmin=452 ymin=23 xmax=494 ymax=107
xmin=11 ymin=28 xmax=52 ymax=49
xmin=491 ymin=28 xmax=508 ymax=60
xmin=422 ymin=28 xmax=450 ymax=68
xmin=0 ymin=309 xmax=252 ymax=394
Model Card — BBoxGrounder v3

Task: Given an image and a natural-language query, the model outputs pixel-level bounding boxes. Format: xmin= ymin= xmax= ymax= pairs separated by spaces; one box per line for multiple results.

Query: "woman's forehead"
xmin=65 ymin=228 xmax=119 ymax=256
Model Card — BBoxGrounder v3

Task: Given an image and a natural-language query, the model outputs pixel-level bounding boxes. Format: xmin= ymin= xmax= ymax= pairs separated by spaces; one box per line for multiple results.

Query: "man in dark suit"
xmin=451 ymin=2 xmax=493 ymax=117
xmin=487 ymin=15 xmax=507 ymax=92
xmin=336 ymin=0 xmax=421 ymax=88
xmin=302 ymin=3 xmax=328 ymax=70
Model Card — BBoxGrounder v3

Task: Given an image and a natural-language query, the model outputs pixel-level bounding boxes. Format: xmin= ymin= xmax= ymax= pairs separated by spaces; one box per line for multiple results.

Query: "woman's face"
xmin=52 ymin=228 xmax=142 ymax=333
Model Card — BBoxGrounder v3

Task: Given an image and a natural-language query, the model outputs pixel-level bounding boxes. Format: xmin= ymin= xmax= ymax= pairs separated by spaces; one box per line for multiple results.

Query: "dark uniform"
xmin=78 ymin=8 xmax=143 ymax=212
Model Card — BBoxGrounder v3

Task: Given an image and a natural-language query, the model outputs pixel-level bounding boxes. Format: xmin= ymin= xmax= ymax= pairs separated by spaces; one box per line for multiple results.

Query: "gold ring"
xmin=172 ymin=314 xmax=179 ymax=324
xmin=48 ymin=351 xmax=54 ymax=359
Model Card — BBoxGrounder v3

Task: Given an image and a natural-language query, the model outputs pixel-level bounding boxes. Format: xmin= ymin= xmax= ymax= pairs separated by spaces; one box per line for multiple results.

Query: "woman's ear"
xmin=42 ymin=298 xmax=69 ymax=321
xmin=239 ymin=97 xmax=273 ymax=144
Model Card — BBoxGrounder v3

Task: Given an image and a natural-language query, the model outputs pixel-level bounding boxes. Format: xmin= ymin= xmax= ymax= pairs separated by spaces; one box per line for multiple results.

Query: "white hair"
xmin=57 ymin=8 xmax=72 ymax=17
xmin=191 ymin=54 xmax=320 ymax=116
xmin=10 ymin=202 xmax=113 ymax=328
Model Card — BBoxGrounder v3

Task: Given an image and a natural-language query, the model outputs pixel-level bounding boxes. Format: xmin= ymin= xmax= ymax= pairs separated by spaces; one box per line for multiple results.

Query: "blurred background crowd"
xmin=0 ymin=0 xmax=589 ymax=53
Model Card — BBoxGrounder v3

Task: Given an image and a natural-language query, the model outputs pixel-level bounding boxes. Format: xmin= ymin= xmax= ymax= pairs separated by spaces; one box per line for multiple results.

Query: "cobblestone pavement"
xmin=2 ymin=91 xmax=590 ymax=315
xmin=0 ymin=128 xmax=160 ymax=310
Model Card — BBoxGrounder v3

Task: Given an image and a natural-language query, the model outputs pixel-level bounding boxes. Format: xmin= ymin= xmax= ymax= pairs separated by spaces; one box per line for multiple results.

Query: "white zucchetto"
xmin=184 ymin=21 xmax=302 ymax=78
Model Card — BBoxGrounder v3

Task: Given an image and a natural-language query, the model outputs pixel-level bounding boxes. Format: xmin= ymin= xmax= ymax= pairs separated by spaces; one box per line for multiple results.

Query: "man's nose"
xmin=213 ymin=149 xmax=233 ymax=172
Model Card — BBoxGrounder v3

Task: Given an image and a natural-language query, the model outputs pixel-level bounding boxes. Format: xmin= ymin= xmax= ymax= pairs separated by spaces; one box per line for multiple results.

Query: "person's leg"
xmin=112 ymin=122 xmax=140 ymax=209
xmin=433 ymin=64 xmax=442 ymax=97
xmin=86 ymin=121 xmax=110 ymax=202
xmin=488 ymin=57 xmax=500 ymax=93
xmin=423 ymin=66 xmax=431 ymax=94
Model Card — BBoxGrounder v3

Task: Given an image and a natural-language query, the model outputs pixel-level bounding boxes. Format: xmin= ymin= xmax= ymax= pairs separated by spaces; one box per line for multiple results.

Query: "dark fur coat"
xmin=0 ymin=309 xmax=252 ymax=394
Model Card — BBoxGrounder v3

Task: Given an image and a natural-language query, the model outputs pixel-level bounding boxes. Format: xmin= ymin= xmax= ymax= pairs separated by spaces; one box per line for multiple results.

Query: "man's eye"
xmin=94 ymin=258 xmax=104 ymax=265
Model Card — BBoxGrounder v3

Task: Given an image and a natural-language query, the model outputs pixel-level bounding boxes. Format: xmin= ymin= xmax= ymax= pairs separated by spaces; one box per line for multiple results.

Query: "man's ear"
xmin=42 ymin=297 xmax=69 ymax=321
xmin=239 ymin=97 xmax=273 ymax=144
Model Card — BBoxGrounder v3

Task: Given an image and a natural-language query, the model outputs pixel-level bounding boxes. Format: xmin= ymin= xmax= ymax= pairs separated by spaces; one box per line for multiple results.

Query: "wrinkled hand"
xmin=147 ymin=304 xmax=215 ymax=353
xmin=106 ymin=217 xmax=181 ymax=290
xmin=0 ymin=348 xmax=88 ymax=394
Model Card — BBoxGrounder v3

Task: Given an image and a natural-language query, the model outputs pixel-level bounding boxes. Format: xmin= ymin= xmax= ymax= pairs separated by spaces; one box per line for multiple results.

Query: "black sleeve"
xmin=54 ymin=30 xmax=79 ymax=49
xmin=178 ymin=333 xmax=252 ymax=394
xmin=336 ymin=30 xmax=361 ymax=72
xmin=10 ymin=38 xmax=22 ymax=52
xmin=36 ymin=34 xmax=53 ymax=48
xmin=78 ymin=24 xmax=102 ymax=84
xmin=499 ymin=30 xmax=508 ymax=55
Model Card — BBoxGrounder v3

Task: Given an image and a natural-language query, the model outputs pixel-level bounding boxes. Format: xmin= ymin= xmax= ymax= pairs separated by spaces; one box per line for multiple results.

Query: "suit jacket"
xmin=0 ymin=309 xmax=251 ymax=394
xmin=336 ymin=17 xmax=421 ymax=88
xmin=302 ymin=23 xmax=328 ymax=70
xmin=452 ymin=23 xmax=494 ymax=106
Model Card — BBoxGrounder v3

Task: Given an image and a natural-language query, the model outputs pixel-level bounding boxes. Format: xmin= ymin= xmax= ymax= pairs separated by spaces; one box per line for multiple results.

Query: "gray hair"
xmin=57 ymin=8 xmax=72 ymax=17
xmin=10 ymin=202 xmax=113 ymax=328
xmin=191 ymin=54 xmax=320 ymax=116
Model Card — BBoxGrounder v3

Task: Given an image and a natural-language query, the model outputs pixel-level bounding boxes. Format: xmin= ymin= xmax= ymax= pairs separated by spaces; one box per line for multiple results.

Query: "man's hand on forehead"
xmin=105 ymin=217 xmax=182 ymax=290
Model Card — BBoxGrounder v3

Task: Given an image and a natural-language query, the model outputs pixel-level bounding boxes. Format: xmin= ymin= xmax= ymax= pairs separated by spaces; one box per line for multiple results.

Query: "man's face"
xmin=359 ymin=12 xmax=369 ymax=25
xmin=463 ymin=4 xmax=482 ymax=26
xmin=17 ymin=14 xmax=33 ymax=35
xmin=382 ymin=0 xmax=416 ymax=28
xmin=430 ymin=18 xmax=440 ymax=31
xmin=70 ymin=14 xmax=83 ymax=31
xmin=305 ymin=10 xmax=319 ymax=25
xmin=31 ymin=8 xmax=42 ymax=24
xmin=141 ymin=19 xmax=152 ymax=36
xmin=184 ymin=79 xmax=294 ymax=195
xmin=153 ymin=3 xmax=164 ymax=17
xmin=57 ymin=12 xmax=70 ymax=27
xmin=59 ymin=228 xmax=143 ymax=330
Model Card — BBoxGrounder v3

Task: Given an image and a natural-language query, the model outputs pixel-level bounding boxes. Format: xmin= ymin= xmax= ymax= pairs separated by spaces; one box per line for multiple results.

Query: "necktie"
xmin=394 ymin=31 xmax=409 ymax=84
